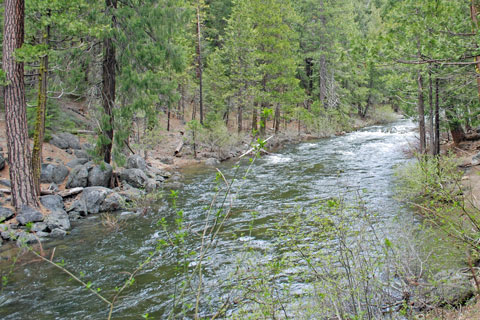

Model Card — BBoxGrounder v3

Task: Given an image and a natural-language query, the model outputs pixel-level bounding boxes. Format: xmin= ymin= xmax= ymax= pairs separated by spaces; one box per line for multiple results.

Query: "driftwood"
xmin=59 ymin=187 xmax=83 ymax=198
xmin=174 ymin=141 xmax=184 ymax=157
xmin=0 ymin=187 xmax=83 ymax=198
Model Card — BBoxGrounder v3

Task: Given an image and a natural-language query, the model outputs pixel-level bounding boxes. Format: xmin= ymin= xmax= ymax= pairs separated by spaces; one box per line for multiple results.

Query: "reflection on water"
xmin=0 ymin=120 xmax=417 ymax=319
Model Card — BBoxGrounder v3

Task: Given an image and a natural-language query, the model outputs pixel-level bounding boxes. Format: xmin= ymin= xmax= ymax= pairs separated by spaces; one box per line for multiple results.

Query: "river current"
xmin=0 ymin=119 xmax=417 ymax=319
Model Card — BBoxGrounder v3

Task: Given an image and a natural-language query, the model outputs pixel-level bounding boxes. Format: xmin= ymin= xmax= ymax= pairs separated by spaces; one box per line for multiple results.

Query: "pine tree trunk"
xmin=428 ymin=68 xmax=435 ymax=155
xmin=101 ymin=0 xmax=117 ymax=164
xmin=3 ymin=0 xmax=39 ymax=210
xmin=274 ymin=104 xmax=280 ymax=134
xmin=237 ymin=104 xmax=243 ymax=133
xmin=319 ymin=55 xmax=327 ymax=106
xmin=252 ymin=103 xmax=258 ymax=132
xmin=417 ymin=71 xmax=426 ymax=153
xmin=32 ymin=23 xmax=50 ymax=195
xmin=470 ymin=1 xmax=480 ymax=103
xmin=196 ymin=3 xmax=204 ymax=125
xmin=435 ymin=77 xmax=440 ymax=155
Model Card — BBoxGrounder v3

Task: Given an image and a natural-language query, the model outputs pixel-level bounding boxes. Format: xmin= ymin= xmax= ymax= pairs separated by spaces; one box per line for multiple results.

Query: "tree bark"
xmin=100 ymin=0 xmax=117 ymax=164
xmin=435 ymin=77 xmax=440 ymax=155
xmin=470 ymin=1 xmax=480 ymax=103
xmin=417 ymin=71 xmax=426 ymax=153
xmin=274 ymin=103 xmax=280 ymax=134
xmin=251 ymin=102 xmax=258 ymax=133
xmin=32 ymin=22 xmax=50 ymax=195
xmin=196 ymin=2 xmax=204 ymax=125
xmin=3 ymin=0 xmax=39 ymax=210
xmin=428 ymin=68 xmax=435 ymax=155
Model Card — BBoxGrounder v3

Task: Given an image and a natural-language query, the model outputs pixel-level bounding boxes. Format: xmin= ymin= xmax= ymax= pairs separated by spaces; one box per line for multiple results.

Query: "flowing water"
xmin=0 ymin=119 xmax=417 ymax=319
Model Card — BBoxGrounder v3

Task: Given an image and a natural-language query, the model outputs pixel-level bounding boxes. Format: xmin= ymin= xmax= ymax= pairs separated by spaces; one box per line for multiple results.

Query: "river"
xmin=0 ymin=119 xmax=417 ymax=319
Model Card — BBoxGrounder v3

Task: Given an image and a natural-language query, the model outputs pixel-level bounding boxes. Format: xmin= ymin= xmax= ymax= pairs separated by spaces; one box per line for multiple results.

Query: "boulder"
xmin=41 ymin=164 xmax=69 ymax=184
xmin=66 ymin=165 xmax=89 ymax=189
xmin=50 ymin=134 xmax=69 ymax=149
xmin=119 ymin=168 xmax=148 ymax=188
xmin=205 ymin=158 xmax=220 ymax=166
xmin=100 ymin=192 xmax=123 ymax=212
xmin=44 ymin=210 xmax=71 ymax=231
xmin=145 ymin=179 xmax=157 ymax=193
xmin=16 ymin=206 xmax=43 ymax=225
xmin=50 ymin=228 xmax=67 ymax=238
xmin=126 ymin=154 xmax=147 ymax=171
xmin=88 ymin=162 xmax=113 ymax=187
xmin=66 ymin=158 xmax=89 ymax=168
xmin=81 ymin=187 xmax=113 ymax=215
xmin=118 ymin=188 xmax=145 ymax=202
xmin=57 ymin=132 xmax=81 ymax=149
xmin=74 ymin=149 xmax=90 ymax=160
xmin=31 ymin=222 xmax=48 ymax=232
xmin=0 ymin=207 xmax=14 ymax=221
xmin=40 ymin=195 xmax=65 ymax=211
xmin=158 ymin=157 xmax=174 ymax=165
xmin=0 ymin=153 xmax=5 ymax=170
xmin=16 ymin=231 xmax=38 ymax=245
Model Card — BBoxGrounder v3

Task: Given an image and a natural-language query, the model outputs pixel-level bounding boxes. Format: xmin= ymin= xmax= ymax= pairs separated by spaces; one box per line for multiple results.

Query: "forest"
xmin=2 ymin=0 xmax=480 ymax=319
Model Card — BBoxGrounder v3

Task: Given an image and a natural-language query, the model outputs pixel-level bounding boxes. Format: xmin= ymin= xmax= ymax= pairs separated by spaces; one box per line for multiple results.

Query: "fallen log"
xmin=174 ymin=140 xmax=184 ymax=157
xmin=59 ymin=187 xmax=84 ymax=198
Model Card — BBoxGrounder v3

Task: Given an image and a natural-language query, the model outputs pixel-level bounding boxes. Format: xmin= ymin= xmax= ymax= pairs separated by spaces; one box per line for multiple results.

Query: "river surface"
xmin=0 ymin=119 xmax=417 ymax=319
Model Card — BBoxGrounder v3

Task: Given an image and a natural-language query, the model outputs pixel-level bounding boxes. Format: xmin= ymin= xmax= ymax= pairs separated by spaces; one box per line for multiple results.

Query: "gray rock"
xmin=163 ymin=182 xmax=184 ymax=190
xmin=36 ymin=231 xmax=49 ymax=237
xmin=17 ymin=206 xmax=43 ymax=225
xmin=31 ymin=222 xmax=48 ymax=232
xmin=74 ymin=149 xmax=90 ymax=159
xmin=88 ymin=162 xmax=113 ymax=187
xmin=66 ymin=149 xmax=73 ymax=155
xmin=16 ymin=231 xmax=38 ymax=245
xmin=100 ymin=192 xmax=123 ymax=212
xmin=66 ymin=165 xmax=89 ymax=189
xmin=169 ymin=173 xmax=184 ymax=182
xmin=81 ymin=187 xmax=113 ymax=215
xmin=118 ymin=188 xmax=145 ymax=202
xmin=40 ymin=195 xmax=65 ymax=211
xmin=205 ymin=158 xmax=220 ymax=166
xmin=0 ymin=153 xmax=5 ymax=170
xmin=0 ymin=207 xmax=14 ymax=222
xmin=0 ymin=179 xmax=11 ymax=188
xmin=148 ymin=167 xmax=172 ymax=179
xmin=145 ymin=179 xmax=157 ymax=193
xmin=57 ymin=133 xmax=81 ymax=150
xmin=66 ymin=158 xmax=89 ymax=168
xmin=472 ymin=152 xmax=480 ymax=166
xmin=126 ymin=155 xmax=147 ymax=171
xmin=44 ymin=210 xmax=71 ymax=231
xmin=50 ymin=228 xmax=67 ymax=238
xmin=41 ymin=164 xmax=69 ymax=184
xmin=119 ymin=168 xmax=148 ymax=188
xmin=50 ymin=134 xmax=69 ymax=149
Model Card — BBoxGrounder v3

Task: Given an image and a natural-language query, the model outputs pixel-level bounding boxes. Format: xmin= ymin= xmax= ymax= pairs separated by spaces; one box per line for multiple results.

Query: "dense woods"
xmin=2 ymin=0 xmax=480 ymax=206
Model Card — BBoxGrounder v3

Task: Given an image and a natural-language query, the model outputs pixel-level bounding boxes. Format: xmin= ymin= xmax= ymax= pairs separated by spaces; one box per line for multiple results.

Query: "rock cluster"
xmin=0 ymin=134 xmax=182 ymax=246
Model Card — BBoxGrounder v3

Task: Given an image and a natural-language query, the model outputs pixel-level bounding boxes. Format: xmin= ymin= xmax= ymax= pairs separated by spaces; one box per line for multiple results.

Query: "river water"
xmin=0 ymin=119 xmax=417 ymax=319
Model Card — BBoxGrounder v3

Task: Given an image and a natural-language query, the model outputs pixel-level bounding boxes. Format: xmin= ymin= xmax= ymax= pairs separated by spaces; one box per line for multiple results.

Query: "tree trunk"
xmin=196 ymin=3 xmax=204 ymax=125
xmin=251 ymin=103 xmax=258 ymax=133
xmin=435 ymin=77 xmax=440 ymax=155
xmin=237 ymin=104 xmax=243 ymax=133
xmin=3 ymin=0 xmax=39 ymax=210
xmin=32 ymin=22 xmax=50 ymax=195
xmin=100 ymin=0 xmax=117 ymax=164
xmin=319 ymin=55 xmax=327 ymax=106
xmin=274 ymin=104 xmax=280 ymax=134
xmin=470 ymin=1 xmax=480 ymax=103
xmin=417 ymin=71 xmax=426 ymax=154
xmin=428 ymin=68 xmax=435 ymax=155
